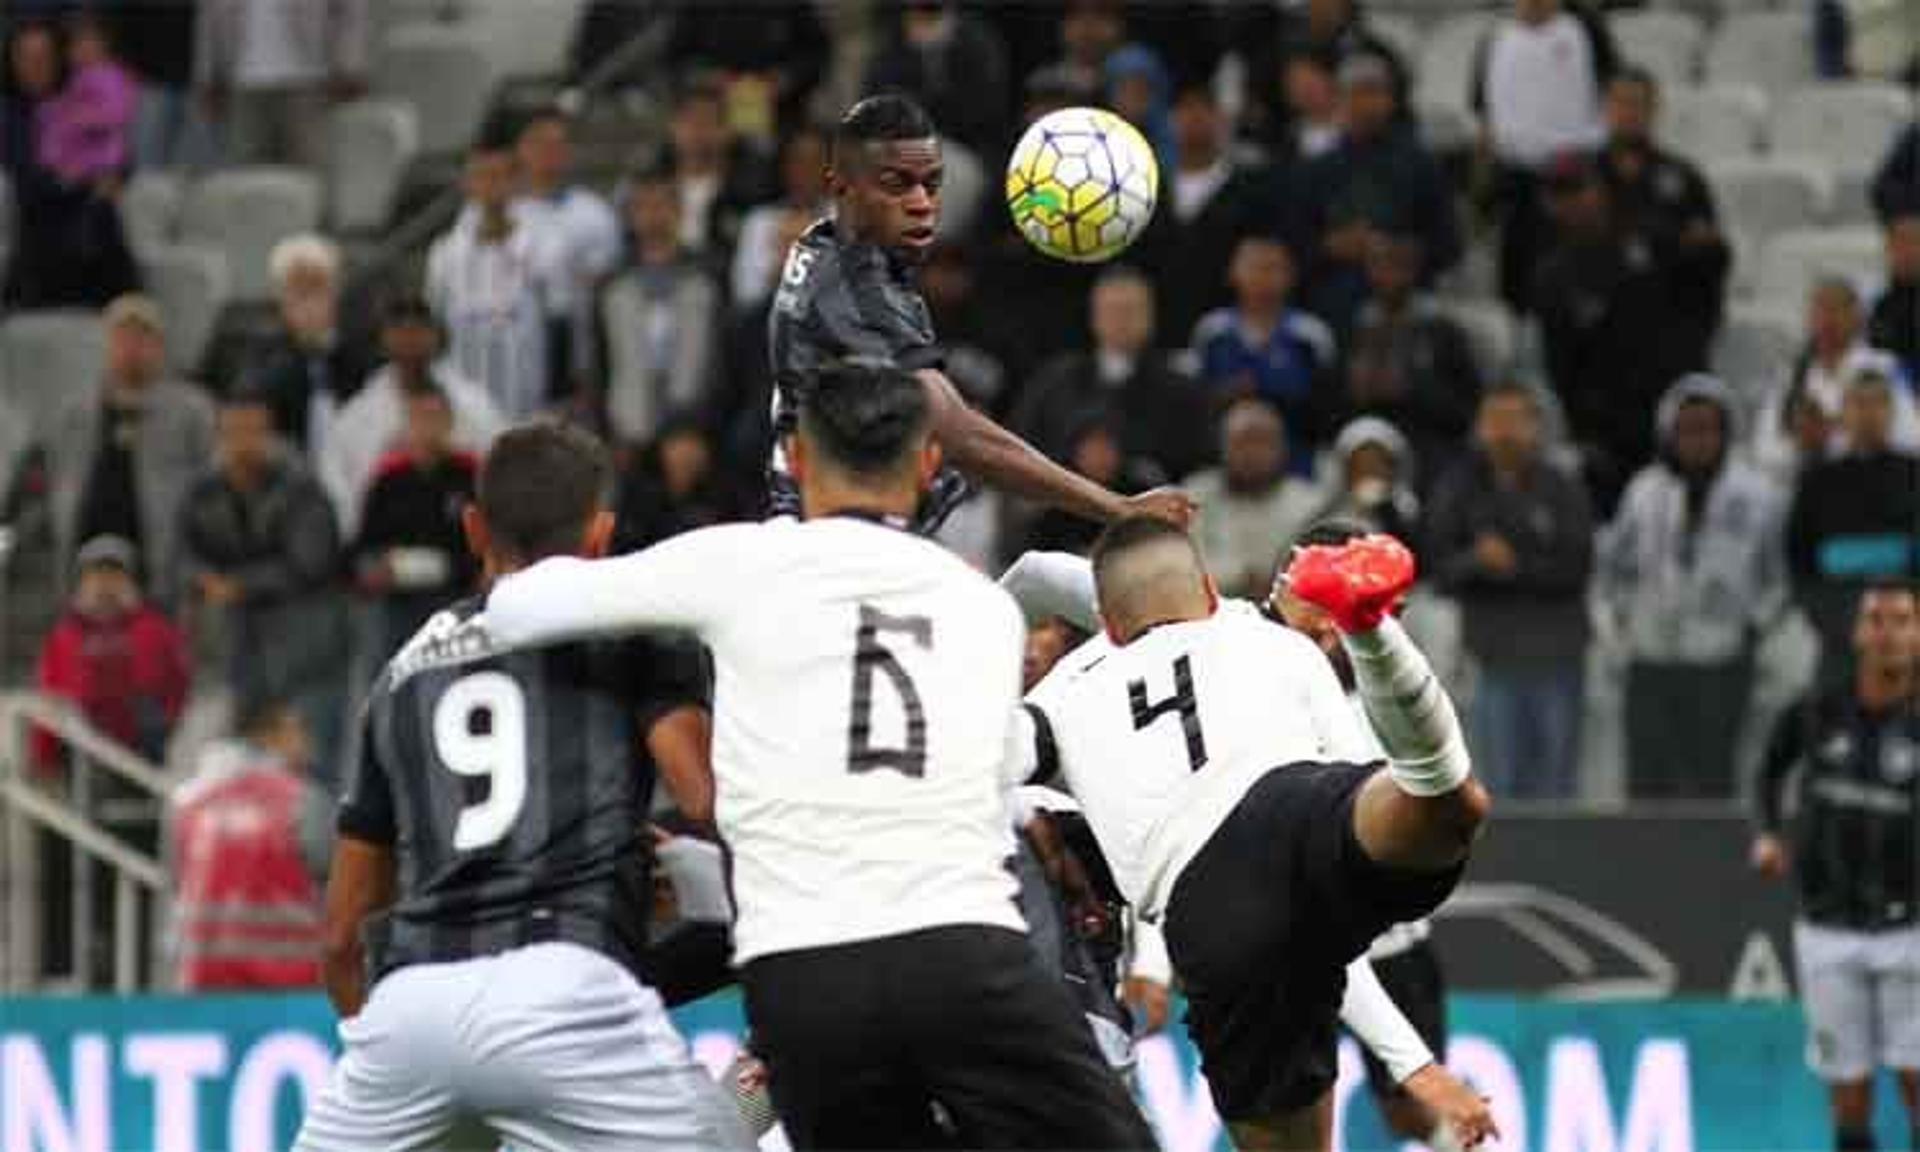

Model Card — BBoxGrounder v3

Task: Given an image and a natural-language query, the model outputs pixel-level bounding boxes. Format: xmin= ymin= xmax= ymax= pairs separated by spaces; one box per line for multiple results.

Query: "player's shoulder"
xmin=376 ymin=595 xmax=491 ymax=697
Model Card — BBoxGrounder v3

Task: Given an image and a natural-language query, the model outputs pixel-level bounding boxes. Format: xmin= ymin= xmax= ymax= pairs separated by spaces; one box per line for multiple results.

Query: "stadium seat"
xmin=1611 ymin=10 xmax=1705 ymax=87
xmin=1435 ymin=296 xmax=1515 ymax=382
xmin=458 ymin=0 xmax=585 ymax=79
xmin=1416 ymin=101 xmax=1475 ymax=154
xmin=1659 ymin=84 xmax=1766 ymax=163
xmin=119 ymin=170 xmax=183 ymax=255
xmin=142 ymin=246 xmax=230 ymax=375
xmin=329 ymin=99 xmax=420 ymax=234
xmin=1753 ymin=227 xmax=1883 ymax=304
xmin=374 ymin=23 xmax=500 ymax=157
xmin=1369 ymin=14 xmax=1421 ymax=68
xmin=1767 ymin=83 xmax=1913 ymax=179
xmin=1704 ymin=12 xmax=1812 ymax=90
xmin=1712 ymin=301 xmax=1801 ymax=412
xmin=1707 ymin=157 xmax=1832 ymax=239
xmin=0 ymin=310 xmax=105 ymax=434
xmin=1414 ymin=12 xmax=1495 ymax=117
xmin=178 ymin=168 xmax=323 ymax=302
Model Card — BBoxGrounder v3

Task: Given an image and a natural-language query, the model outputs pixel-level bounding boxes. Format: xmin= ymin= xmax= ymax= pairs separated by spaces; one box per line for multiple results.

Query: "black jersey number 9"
xmin=847 ymin=604 xmax=932 ymax=778
xmin=1129 ymin=654 xmax=1208 ymax=772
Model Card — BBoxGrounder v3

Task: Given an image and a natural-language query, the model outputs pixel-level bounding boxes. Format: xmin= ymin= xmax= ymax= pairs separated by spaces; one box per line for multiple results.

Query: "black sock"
xmin=1835 ymin=1125 xmax=1874 ymax=1151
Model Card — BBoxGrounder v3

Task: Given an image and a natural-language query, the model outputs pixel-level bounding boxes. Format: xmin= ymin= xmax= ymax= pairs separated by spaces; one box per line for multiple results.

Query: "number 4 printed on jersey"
xmin=1129 ymin=655 xmax=1208 ymax=772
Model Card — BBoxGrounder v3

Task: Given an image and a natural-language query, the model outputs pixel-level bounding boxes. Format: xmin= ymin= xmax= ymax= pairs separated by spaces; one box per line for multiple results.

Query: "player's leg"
xmin=907 ymin=924 xmax=1158 ymax=1149
xmin=291 ymin=964 xmax=468 ymax=1152
xmin=1795 ymin=921 xmax=1880 ymax=1149
xmin=740 ymin=938 xmax=951 ymax=1150
xmin=1870 ymin=924 xmax=1920 ymax=1145
xmin=1227 ymin=1095 xmax=1331 ymax=1152
xmin=466 ymin=942 xmax=754 ymax=1152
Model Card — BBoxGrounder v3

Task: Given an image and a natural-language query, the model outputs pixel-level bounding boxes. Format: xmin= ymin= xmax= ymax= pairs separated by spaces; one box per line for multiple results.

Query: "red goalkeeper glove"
xmin=1284 ymin=533 xmax=1416 ymax=633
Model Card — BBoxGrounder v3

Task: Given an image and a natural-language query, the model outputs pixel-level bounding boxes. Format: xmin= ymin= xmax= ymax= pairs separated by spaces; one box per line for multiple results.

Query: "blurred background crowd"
xmin=0 ymin=0 xmax=1914 ymax=987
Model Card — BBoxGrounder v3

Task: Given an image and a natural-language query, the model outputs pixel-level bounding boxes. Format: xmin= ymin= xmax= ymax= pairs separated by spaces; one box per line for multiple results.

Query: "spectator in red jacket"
xmin=33 ymin=534 xmax=190 ymax=774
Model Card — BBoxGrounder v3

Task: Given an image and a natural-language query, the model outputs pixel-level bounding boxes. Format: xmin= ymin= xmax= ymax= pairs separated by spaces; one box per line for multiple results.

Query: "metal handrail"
xmin=1 ymin=692 xmax=175 ymax=797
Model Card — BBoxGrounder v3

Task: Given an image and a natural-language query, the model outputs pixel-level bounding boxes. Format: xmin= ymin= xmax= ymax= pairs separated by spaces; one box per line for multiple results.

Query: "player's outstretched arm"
xmin=1287 ymin=536 xmax=1490 ymax=873
xmin=319 ymin=836 xmax=395 ymax=1018
xmin=999 ymin=550 xmax=1098 ymax=633
xmin=486 ymin=524 xmax=752 ymax=648
xmin=919 ymin=369 xmax=1195 ymax=528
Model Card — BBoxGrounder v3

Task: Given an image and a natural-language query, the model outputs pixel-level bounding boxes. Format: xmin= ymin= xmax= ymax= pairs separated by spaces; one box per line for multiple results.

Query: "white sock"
xmin=1339 ymin=618 xmax=1472 ymax=796
xmin=1426 ymin=1120 xmax=1467 ymax=1152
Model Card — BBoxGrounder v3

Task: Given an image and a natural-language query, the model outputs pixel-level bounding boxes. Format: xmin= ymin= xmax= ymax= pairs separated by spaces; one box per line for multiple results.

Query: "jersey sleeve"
xmin=485 ymin=524 xmax=760 ymax=649
xmin=336 ymin=704 xmax=397 ymax=844
xmin=812 ymin=259 xmax=943 ymax=371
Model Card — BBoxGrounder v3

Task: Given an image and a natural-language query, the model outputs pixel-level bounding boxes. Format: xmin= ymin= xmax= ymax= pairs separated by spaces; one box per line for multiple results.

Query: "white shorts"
xmin=294 ymin=942 xmax=755 ymax=1152
xmin=1795 ymin=920 xmax=1920 ymax=1082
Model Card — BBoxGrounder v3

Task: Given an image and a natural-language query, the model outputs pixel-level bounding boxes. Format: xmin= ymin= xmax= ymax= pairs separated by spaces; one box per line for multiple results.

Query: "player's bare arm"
xmin=319 ymin=836 xmax=395 ymax=1018
xmin=649 ymin=704 xmax=716 ymax=826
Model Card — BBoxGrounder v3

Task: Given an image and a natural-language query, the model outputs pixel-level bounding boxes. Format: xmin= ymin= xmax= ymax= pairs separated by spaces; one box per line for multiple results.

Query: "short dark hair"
xmin=796 ymin=358 xmax=932 ymax=477
xmin=380 ymin=291 xmax=437 ymax=329
xmin=1481 ymin=379 xmax=1541 ymax=412
xmin=517 ymin=102 xmax=569 ymax=136
xmin=219 ymin=383 xmax=275 ymax=414
xmin=1611 ymin=64 xmax=1659 ymax=95
xmin=478 ymin=421 xmax=611 ymax=562
xmin=833 ymin=94 xmax=936 ymax=167
xmin=1292 ymin=518 xmax=1369 ymax=552
xmin=1090 ymin=515 xmax=1199 ymax=580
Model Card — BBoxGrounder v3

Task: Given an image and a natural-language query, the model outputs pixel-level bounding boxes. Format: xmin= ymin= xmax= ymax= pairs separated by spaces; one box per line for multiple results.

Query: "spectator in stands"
xmin=1597 ymin=66 xmax=1726 ymax=276
xmin=1313 ymin=416 xmax=1422 ymax=548
xmin=234 ymin=234 xmax=377 ymax=452
xmin=3 ymin=19 xmax=138 ymax=309
xmin=1132 ymin=80 xmax=1269 ymax=346
xmin=665 ymin=78 xmax=775 ymax=263
xmin=46 ymin=294 xmax=214 ymax=605
xmin=863 ymin=2 xmax=1012 ymax=157
xmin=733 ymin=124 xmax=831 ymax=311
xmin=351 ymin=386 xmax=478 ymax=661
xmin=193 ymin=0 xmax=366 ymax=168
xmin=1870 ymin=214 xmax=1920 ymax=376
xmin=181 ymin=389 xmax=348 ymax=781
xmin=323 ymin=296 xmax=504 ymax=533
xmin=1344 ymin=234 xmax=1483 ymax=486
xmin=1472 ymin=0 xmax=1617 ymax=311
xmin=427 ymin=131 xmax=563 ymax=420
xmin=1596 ymin=374 xmax=1786 ymax=800
xmin=39 ymin=12 xmax=136 ymax=188
xmin=1871 ymin=122 xmax=1919 ymax=223
xmin=513 ymin=105 xmax=622 ymax=401
xmin=663 ymin=1 xmax=828 ymax=136
xmin=598 ymin=164 xmax=723 ymax=450
xmin=1787 ymin=368 xmax=1920 ymax=684
xmin=168 ymin=697 xmax=328 ymax=991
xmin=1016 ymin=265 xmax=1214 ymax=486
xmin=1105 ymin=44 xmax=1174 ymax=170
xmin=111 ymin=2 xmax=211 ymax=170
xmin=1232 ymin=0 xmax=1410 ymax=160
xmin=1035 ymin=0 xmax=1128 ymax=99
xmin=1192 ymin=234 xmax=1338 ymax=478
xmin=1289 ymin=51 xmax=1460 ymax=335
xmin=1755 ymin=279 xmax=1920 ymax=482
xmin=1183 ymin=397 xmax=1322 ymax=599
xmin=614 ymin=414 xmax=741 ymax=552
xmin=1427 ymin=382 xmax=1594 ymax=800
xmin=1281 ymin=0 xmax=1408 ymax=104
xmin=32 ymin=534 xmax=190 ymax=774
xmin=1266 ymin=50 xmax=1346 ymax=171
xmin=1020 ymin=412 xmax=1153 ymax=556
xmin=920 ymin=241 xmax=1016 ymax=414
xmin=1533 ymin=150 xmax=1719 ymax=514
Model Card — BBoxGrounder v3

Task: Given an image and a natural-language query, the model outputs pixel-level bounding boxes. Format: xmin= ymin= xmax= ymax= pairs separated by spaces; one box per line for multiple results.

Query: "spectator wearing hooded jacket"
xmin=1596 ymin=375 xmax=1787 ymax=800
xmin=1313 ymin=416 xmax=1422 ymax=552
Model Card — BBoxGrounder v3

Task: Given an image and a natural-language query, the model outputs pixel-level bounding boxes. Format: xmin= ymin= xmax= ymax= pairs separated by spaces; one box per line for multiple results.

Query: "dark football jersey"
xmin=336 ymin=597 xmax=707 ymax=981
xmin=765 ymin=218 xmax=969 ymax=531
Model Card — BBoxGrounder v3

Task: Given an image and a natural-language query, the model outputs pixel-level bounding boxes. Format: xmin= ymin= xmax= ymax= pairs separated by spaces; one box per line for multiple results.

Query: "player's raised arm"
xmin=485 ymin=524 xmax=752 ymax=648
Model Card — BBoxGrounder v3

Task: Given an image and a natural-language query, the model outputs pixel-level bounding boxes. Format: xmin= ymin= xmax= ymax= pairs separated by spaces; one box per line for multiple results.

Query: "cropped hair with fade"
xmin=832 ymin=93 xmax=936 ymax=165
xmin=479 ymin=421 xmax=611 ymax=563
xmin=797 ymin=357 xmax=932 ymax=477
xmin=1090 ymin=514 xmax=1200 ymax=580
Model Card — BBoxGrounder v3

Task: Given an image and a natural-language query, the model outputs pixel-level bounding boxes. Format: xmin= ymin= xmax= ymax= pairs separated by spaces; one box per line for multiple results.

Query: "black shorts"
xmin=740 ymin=924 xmax=1157 ymax=1151
xmin=1359 ymin=940 xmax=1449 ymax=1099
xmin=1162 ymin=761 xmax=1463 ymax=1123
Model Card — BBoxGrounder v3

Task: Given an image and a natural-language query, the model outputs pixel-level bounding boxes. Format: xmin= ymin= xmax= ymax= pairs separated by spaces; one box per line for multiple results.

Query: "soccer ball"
xmin=1005 ymin=106 xmax=1159 ymax=264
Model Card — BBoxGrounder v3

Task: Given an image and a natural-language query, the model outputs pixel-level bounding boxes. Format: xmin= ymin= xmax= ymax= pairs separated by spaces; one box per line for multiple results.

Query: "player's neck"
xmin=802 ymin=478 xmax=919 ymax=525
xmin=1857 ymin=662 xmax=1917 ymax=713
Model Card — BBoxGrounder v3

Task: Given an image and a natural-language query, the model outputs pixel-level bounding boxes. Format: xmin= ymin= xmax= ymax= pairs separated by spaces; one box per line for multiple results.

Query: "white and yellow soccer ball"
xmin=1005 ymin=106 xmax=1160 ymax=264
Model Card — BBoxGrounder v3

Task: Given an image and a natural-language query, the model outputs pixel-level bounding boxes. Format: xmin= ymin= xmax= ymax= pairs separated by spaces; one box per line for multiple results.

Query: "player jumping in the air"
xmin=768 ymin=92 xmax=1192 ymax=534
xmin=485 ymin=360 xmax=1158 ymax=1150
xmin=1013 ymin=521 xmax=1494 ymax=1151
xmin=296 ymin=424 xmax=752 ymax=1152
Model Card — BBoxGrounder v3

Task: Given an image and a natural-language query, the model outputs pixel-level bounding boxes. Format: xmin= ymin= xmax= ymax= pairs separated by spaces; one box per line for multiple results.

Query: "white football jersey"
xmin=1023 ymin=600 xmax=1357 ymax=919
xmin=486 ymin=517 xmax=1028 ymax=963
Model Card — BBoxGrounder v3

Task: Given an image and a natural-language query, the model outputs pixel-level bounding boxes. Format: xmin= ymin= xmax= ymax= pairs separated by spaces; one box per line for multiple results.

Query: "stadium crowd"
xmin=0 ymin=0 xmax=1915 ymax=984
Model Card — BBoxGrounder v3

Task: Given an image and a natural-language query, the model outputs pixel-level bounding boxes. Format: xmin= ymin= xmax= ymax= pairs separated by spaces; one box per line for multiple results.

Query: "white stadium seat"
xmin=0 ymin=310 xmax=105 ymax=434
xmin=120 ymin=170 xmax=183 ymax=255
xmin=1611 ymin=10 xmax=1705 ymax=87
xmin=1707 ymin=156 xmax=1833 ymax=238
xmin=1767 ymin=82 xmax=1913 ymax=177
xmin=1712 ymin=301 xmax=1801 ymax=412
xmin=178 ymin=167 xmax=324 ymax=302
xmin=1414 ymin=12 xmax=1495 ymax=117
xmin=1435 ymin=297 xmax=1516 ymax=382
xmin=1753 ymin=227 xmax=1884 ymax=305
xmin=1369 ymin=14 xmax=1422 ymax=68
xmin=142 ymin=245 xmax=230 ymax=375
xmin=375 ymin=23 xmax=500 ymax=156
xmin=1659 ymin=84 xmax=1766 ymax=163
xmin=1705 ymin=12 xmax=1812 ymax=90
xmin=329 ymin=99 xmax=420 ymax=234
xmin=459 ymin=0 xmax=584 ymax=79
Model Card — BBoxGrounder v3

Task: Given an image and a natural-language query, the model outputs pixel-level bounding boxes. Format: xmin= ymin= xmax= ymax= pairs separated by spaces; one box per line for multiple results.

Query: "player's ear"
xmin=460 ymin=503 xmax=489 ymax=563
xmin=784 ymin=433 xmax=809 ymax=485
xmin=581 ymin=509 xmax=617 ymax=559
xmin=1100 ymin=611 xmax=1125 ymax=646
xmin=917 ymin=435 xmax=943 ymax=491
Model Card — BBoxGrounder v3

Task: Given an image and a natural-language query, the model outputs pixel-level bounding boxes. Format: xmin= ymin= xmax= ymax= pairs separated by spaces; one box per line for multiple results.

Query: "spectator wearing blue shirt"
xmin=1190 ymin=235 xmax=1338 ymax=477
